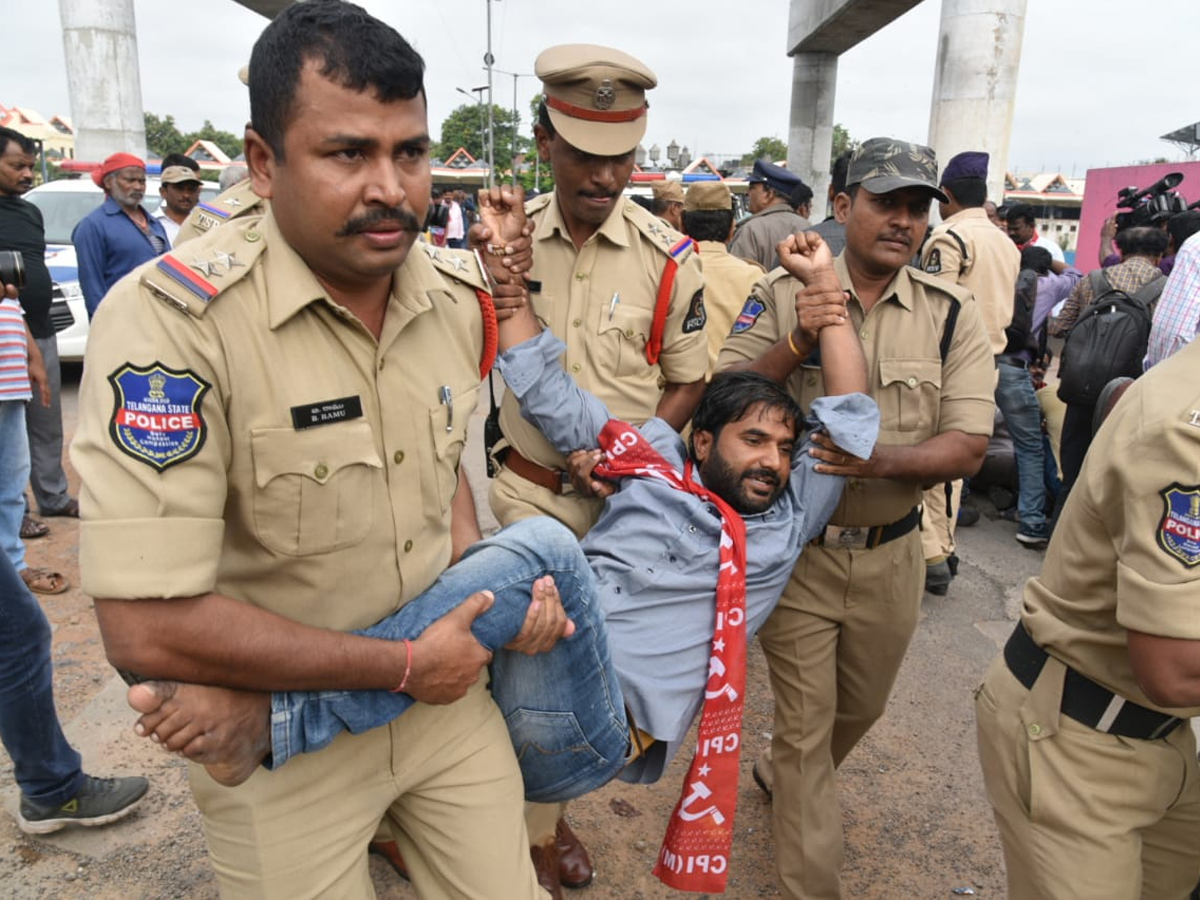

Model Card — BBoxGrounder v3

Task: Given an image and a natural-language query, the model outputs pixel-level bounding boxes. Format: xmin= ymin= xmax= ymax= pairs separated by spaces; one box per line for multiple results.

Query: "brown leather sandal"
xmin=20 ymin=566 xmax=69 ymax=595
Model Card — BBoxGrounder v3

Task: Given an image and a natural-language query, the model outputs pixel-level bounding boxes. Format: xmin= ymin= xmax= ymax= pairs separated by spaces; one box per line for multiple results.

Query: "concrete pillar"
xmin=787 ymin=52 xmax=838 ymax=217
xmin=58 ymin=0 xmax=147 ymax=162
xmin=927 ymin=0 xmax=1028 ymax=206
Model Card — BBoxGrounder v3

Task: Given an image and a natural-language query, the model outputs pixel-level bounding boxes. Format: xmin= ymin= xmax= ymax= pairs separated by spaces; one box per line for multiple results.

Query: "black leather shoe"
xmin=556 ymin=817 xmax=594 ymax=888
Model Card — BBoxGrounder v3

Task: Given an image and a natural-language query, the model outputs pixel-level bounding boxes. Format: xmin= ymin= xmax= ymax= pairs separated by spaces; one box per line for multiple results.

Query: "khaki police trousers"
xmin=189 ymin=681 xmax=545 ymax=900
xmin=920 ymin=479 xmax=962 ymax=561
xmin=976 ymin=656 xmax=1200 ymax=900
xmin=758 ymin=529 xmax=923 ymax=900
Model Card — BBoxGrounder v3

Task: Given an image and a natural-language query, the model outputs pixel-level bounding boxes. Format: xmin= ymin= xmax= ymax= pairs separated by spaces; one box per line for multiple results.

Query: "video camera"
xmin=1115 ymin=172 xmax=1188 ymax=230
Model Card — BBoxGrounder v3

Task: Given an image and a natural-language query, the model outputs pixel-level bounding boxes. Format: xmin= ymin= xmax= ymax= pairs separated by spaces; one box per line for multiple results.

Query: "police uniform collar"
xmin=941 ymin=206 xmax=987 ymax=226
xmin=535 ymin=190 xmax=631 ymax=248
xmin=834 ymin=252 xmax=912 ymax=311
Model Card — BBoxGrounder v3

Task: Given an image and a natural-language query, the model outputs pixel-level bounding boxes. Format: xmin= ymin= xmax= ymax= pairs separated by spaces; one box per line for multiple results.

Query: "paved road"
xmin=1 ymin=364 xmax=1054 ymax=898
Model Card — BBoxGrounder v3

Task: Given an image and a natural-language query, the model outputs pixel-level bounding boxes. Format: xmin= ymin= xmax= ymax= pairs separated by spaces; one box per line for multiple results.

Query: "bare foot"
xmin=127 ymin=680 xmax=271 ymax=787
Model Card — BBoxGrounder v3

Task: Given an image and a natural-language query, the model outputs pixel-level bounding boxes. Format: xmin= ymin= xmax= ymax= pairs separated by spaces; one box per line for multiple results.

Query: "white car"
xmin=24 ymin=177 xmax=218 ymax=362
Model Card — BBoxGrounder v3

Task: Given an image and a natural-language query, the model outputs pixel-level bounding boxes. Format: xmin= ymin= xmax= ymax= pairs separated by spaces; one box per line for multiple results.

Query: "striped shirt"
xmin=1048 ymin=256 xmax=1162 ymax=337
xmin=0 ymin=298 xmax=31 ymax=401
xmin=1146 ymin=232 xmax=1200 ymax=369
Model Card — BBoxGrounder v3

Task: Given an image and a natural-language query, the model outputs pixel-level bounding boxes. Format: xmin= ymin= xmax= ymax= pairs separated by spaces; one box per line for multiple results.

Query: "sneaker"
xmin=1015 ymin=523 xmax=1050 ymax=549
xmin=988 ymin=485 xmax=1015 ymax=511
xmin=18 ymin=775 xmax=149 ymax=835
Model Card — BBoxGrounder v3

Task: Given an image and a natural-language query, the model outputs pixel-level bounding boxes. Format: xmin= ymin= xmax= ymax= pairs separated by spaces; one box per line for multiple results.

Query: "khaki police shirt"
xmin=497 ymin=192 xmax=708 ymax=471
xmin=921 ymin=207 xmax=1020 ymax=356
xmin=71 ymin=212 xmax=487 ymax=632
xmin=728 ymin=203 xmax=811 ymax=272
xmin=717 ymin=254 xmax=995 ymax=527
xmin=1022 ymin=338 xmax=1200 ymax=717
xmin=694 ymin=240 xmax=764 ymax=375
xmin=173 ymin=179 xmax=266 ymax=247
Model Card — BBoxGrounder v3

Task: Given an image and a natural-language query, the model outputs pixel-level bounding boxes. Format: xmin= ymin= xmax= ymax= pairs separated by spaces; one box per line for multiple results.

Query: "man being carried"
xmin=126 ymin=232 xmax=877 ymax=889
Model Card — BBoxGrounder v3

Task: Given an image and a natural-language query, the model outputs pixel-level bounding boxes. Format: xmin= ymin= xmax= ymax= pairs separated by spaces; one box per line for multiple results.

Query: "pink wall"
xmin=1076 ymin=161 xmax=1200 ymax=273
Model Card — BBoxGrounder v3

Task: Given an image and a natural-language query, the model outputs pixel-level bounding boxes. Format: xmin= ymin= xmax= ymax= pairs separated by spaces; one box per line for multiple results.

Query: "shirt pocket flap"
xmin=251 ymin=421 xmax=382 ymax=489
xmin=598 ymin=304 xmax=651 ymax=341
xmin=878 ymin=357 xmax=942 ymax=392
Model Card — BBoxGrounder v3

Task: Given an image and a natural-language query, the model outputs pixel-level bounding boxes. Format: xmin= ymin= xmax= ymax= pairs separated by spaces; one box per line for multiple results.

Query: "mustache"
xmin=881 ymin=231 xmax=911 ymax=246
xmin=580 ymin=190 xmax=617 ymax=200
xmin=336 ymin=206 xmax=422 ymax=237
xmin=741 ymin=468 xmax=780 ymax=488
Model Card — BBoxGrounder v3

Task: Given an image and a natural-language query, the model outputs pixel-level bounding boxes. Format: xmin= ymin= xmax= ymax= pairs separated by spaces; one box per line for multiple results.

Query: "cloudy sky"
xmin=11 ymin=0 xmax=1199 ymax=177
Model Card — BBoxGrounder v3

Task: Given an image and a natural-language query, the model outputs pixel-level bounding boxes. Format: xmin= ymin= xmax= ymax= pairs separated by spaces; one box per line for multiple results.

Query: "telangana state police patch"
xmin=924 ymin=248 xmax=942 ymax=274
xmin=732 ymin=297 xmax=765 ymax=334
xmin=682 ymin=290 xmax=707 ymax=333
xmin=1157 ymin=484 xmax=1200 ymax=568
xmin=108 ymin=363 xmax=210 ymax=471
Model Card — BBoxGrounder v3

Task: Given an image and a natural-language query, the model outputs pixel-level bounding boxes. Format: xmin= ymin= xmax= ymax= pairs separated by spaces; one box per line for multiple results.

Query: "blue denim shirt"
xmin=72 ymin=197 xmax=169 ymax=318
xmin=497 ymin=330 xmax=879 ymax=781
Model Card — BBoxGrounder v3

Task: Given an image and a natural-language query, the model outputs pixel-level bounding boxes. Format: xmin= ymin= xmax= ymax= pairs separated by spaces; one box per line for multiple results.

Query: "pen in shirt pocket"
xmin=608 ymin=291 xmax=620 ymax=320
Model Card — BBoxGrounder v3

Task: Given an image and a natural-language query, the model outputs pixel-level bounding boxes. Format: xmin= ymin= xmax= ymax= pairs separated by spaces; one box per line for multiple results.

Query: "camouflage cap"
xmin=846 ymin=137 xmax=948 ymax=203
xmin=683 ymin=180 xmax=732 ymax=212
xmin=535 ymin=44 xmax=656 ymax=157
xmin=651 ymin=180 xmax=685 ymax=204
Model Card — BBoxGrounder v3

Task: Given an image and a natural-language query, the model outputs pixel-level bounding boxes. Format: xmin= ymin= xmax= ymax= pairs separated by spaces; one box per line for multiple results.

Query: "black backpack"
xmin=1056 ymin=269 xmax=1163 ymax=405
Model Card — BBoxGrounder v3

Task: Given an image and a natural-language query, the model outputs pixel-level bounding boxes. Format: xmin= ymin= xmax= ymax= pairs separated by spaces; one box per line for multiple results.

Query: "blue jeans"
xmin=269 ymin=517 xmax=628 ymax=803
xmin=0 ymin=401 xmax=30 ymax=571
xmin=994 ymin=363 xmax=1046 ymax=530
xmin=0 ymin=548 xmax=85 ymax=805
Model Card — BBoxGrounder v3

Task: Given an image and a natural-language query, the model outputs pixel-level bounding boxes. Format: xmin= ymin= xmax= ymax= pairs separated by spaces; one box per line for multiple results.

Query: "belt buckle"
xmin=825 ymin=525 xmax=868 ymax=550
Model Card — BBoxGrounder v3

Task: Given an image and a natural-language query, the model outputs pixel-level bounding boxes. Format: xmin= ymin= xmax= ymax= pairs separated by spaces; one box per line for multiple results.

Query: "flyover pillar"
xmin=927 ymin=0 xmax=1028 ymax=204
xmin=787 ymin=52 xmax=838 ymax=217
xmin=58 ymin=0 xmax=147 ymax=162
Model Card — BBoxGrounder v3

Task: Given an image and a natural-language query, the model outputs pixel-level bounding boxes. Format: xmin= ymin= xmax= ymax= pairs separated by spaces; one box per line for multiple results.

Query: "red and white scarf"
xmin=594 ymin=419 xmax=748 ymax=893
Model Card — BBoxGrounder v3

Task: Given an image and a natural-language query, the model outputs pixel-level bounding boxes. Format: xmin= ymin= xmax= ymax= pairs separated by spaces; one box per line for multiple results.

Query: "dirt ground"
xmin=0 ymin=366 xmax=1033 ymax=899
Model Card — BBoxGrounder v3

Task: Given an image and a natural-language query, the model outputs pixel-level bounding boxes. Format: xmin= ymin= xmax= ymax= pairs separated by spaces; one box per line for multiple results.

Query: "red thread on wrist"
xmin=391 ymin=639 xmax=413 ymax=693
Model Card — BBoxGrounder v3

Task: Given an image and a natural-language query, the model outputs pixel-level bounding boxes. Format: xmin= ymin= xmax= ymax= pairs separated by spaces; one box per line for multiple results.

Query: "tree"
xmin=189 ymin=120 xmax=242 ymax=160
xmin=437 ymin=102 xmax=527 ymax=172
xmin=144 ymin=112 xmax=189 ymax=157
xmin=831 ymin=124 xmax=856 ymax=166
xmin=741 ymin=136 xmax=788 ymax=167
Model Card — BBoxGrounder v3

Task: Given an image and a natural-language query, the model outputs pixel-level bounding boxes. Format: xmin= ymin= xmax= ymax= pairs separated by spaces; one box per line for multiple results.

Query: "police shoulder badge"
xmin=1157 ymin=483 xmax=1200 ymax=568
xmin=924 ymin=248 xmax=942 ymax=274
xmin=683 ymin=289 xmax=707 ymax=333
xmin=108 ymin=363 xmax=211 ymax=471
xmin=732 ymin=296 xmax=765 ymax=334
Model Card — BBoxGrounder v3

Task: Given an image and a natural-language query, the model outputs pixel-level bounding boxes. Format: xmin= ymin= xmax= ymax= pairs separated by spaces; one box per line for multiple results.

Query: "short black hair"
xmin=0 ymin=126 xmax=35 ymax=158
xmin=942 ymin=176 xmax=986 ymax=208
xmin=161 ymin=152 xmax=200 ymax=172
xmin=651 ymin=197 xmax=673 ymax=215
xmin=1019 ymin=245 xmax=1052 ymax=274
xmin=682 ymin=208 xmax=734 ymax=243
xmin=1167 ymin=210 xmax=1200 ymax=254
xmin=790 ymin=182 xmax=813 ymax=210
xmin=688 ymin=371 xmax=802 ymax=459
xmin=1115 ymin=225 xmax=1169 ymax=259
xmin=249 ymin=0 xmax=425 ymax=159
xmin=629 ymin=194 xmax=653 ymax=213
xmin=537 ymin=100 xmax=556 ymax=138
xmin=830 ymin=151 xmax=852 ymax=194
xmin=1005 ymin=203 xmax=1036 ymax=227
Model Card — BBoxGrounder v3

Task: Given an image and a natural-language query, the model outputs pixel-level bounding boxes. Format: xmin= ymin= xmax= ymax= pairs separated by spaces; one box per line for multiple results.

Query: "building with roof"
xmin=0 ymin=104 xmax=76 ymax=159
xmin=1002 ymin=171 xmax=1084 ymax=253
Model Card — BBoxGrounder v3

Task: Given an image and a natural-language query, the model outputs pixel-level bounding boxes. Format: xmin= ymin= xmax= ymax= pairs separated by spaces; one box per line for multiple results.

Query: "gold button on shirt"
xmin=717 ymin=253 xmax=995 ymax=527
xmin=72 ymin=212 xmax=485 ymax=632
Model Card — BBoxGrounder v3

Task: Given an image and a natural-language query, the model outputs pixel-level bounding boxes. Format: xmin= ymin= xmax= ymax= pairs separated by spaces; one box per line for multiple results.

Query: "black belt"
xmin=1004 ymin=622 xmax=1184 ymax=740
xmin=810 ymin=506 xmax=920 ymax=550
xmin=996 ymin=354 xmax=1028 ymax=369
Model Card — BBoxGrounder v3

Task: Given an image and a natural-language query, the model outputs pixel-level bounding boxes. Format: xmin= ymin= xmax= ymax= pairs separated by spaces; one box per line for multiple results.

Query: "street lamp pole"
xmin=484 ymin=0 xmax=497 ymax=187
xmin=494 ymin=68 xmax=533 ymax=186
xmin=455 ymin=85 xmax=488 ymax=166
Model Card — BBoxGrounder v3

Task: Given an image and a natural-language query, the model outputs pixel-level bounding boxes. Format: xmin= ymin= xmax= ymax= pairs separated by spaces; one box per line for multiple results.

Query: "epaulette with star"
xmin=185 ymin=179 xmax=265 ymax=237
xmin=140 ymin=218 xmax=265 ymax=317
xmin=624 ymin=201 xmax=696 ymax=265
xmin=418 ymin=242 xmax=490 ymax=293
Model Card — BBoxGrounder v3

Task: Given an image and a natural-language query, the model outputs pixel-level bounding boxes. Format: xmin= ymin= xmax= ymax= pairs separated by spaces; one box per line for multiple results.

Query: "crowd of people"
xmin=2 ymin=1 xmax=1200 ymax=898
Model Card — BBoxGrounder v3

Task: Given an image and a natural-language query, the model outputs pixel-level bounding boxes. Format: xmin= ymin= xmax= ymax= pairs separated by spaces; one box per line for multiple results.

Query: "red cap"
xmin=92 ymin=152 xmax=145 ymax=188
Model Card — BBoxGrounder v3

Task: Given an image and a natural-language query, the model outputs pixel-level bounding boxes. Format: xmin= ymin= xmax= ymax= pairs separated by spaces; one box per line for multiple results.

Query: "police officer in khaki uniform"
xmin=70 ymin=5 xmax=547 ymax=897
xmin=489 ymin=44 xmax=709 ymax=541
xmin=976 ymin=337 xmax=1200 ymax=900
xmin=718 ymin=138 xmax=995 ymax=900
xmin=681 ymin=180 xmax=764 ymax=374
xmin=487 ymin=44 xmax=708 ymax=896
xmin=919 ymin=151 xmax=1021 ymax=594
